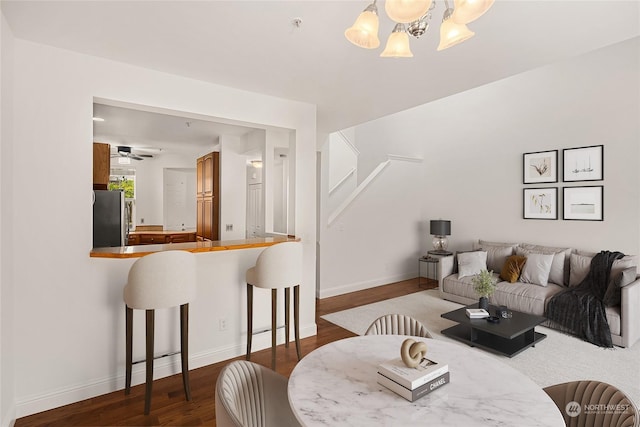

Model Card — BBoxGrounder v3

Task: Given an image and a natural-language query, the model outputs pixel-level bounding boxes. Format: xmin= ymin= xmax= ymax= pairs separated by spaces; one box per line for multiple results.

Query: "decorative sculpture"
xmin=400 ymin=338 xmax=428 ymax=368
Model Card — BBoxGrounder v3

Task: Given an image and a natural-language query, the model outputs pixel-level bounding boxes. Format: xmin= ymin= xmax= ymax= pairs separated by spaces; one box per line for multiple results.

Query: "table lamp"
xmin=430 ymin=220 xmax=451 ymax=252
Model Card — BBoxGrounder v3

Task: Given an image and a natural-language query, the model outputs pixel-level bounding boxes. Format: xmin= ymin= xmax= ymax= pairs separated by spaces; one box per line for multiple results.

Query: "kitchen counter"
xmin=90 ymin=235 xmax=298 ymax=258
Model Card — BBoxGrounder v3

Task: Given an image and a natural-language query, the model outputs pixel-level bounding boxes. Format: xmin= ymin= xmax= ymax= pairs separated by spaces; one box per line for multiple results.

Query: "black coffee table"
xmin=440 ymin=304 xmax=547 ymax=358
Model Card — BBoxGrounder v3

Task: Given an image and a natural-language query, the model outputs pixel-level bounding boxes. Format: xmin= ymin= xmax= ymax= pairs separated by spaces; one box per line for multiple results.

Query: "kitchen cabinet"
xmin=93 ymin=142 xmax=110 ymax=190
xmin=196 ymin=151 xmax=219 ymax=241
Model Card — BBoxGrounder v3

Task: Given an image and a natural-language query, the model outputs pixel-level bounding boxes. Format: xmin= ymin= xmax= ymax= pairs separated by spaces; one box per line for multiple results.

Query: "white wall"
xmin=220 ymin=134 xmax=248 ymax=240
xmin=318 ymin=38 xmax=640 ymax=297
xmin=7 ymin=37 xmax=316 ymax=419
xmin=163 ymin=168 xmax=197 ymax=231
xmin=0 ymin=11 xmax=16 ymax=427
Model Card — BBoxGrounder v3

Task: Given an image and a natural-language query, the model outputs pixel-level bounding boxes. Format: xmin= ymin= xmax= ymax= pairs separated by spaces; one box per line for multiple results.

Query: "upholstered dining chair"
xmin=215 ymin=360 xmax=301 ymax=427
xmin=246 ymin=241 xmax=302 ymax=370
xmin=365 ymin=314 xmax=433 ymax=338
xmin=543 ymin=380 xmax=638 ymax=427
xmin=123 ymin=250 xmax=197 ymax=415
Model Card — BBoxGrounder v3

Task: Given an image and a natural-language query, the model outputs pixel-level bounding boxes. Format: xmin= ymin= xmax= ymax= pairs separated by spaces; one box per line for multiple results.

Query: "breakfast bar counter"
xmin=90 ymin=235 xmax=298 ymax=258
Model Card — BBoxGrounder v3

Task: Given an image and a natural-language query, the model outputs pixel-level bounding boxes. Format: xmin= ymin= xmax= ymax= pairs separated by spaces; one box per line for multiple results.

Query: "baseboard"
xmin=318 ymin=272 xmax=415 ymax=299
xmin=2 ymin=403 xmax=15 ymax=427
xmin=15 ymin=323 xmax=317 ymax=419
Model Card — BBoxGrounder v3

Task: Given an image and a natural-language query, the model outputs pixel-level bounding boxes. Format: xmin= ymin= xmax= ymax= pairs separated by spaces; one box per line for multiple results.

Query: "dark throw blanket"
xmin=546 ymin=250 xmax=624 ymax=348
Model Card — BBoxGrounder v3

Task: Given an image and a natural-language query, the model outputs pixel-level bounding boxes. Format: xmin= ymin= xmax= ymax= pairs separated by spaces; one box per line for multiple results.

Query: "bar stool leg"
xmin=284 ymin=287 xmax=290 ymax=348
xmin=180 ymin=303 xmax=191 ymax=401
xmin=125 ymin=306 xmax=133 ymax=395
xmin=294 ymin=285 xmax=301 ymax=360
xmin=271 ymin=288 xmax=277 ymax=370
xmin=246 ymin=283 xmax=253 ymax=360
xmin=144 ymin=309 xmax=155 ymax=415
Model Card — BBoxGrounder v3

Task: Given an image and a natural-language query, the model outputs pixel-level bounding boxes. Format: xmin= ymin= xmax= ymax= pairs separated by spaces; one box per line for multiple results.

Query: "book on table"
xmin=465 ymin=308 xmax=490 ymax=318
xmin=377 ymin=357 xmax=448 ymax=390
xmin=377 ymin=371 xmax=450 ymax=402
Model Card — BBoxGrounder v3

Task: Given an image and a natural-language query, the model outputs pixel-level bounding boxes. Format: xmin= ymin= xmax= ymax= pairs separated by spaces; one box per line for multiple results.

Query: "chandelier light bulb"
xmin=385 ymin=0 xmax=432 ymax=23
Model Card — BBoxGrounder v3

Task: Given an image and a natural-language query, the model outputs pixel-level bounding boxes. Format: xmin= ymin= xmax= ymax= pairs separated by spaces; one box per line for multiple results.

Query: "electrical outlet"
xmin=226 ymin=224 xmax=233 ymax=231
xmin=219 ymin=318 xmax=228 ymax=331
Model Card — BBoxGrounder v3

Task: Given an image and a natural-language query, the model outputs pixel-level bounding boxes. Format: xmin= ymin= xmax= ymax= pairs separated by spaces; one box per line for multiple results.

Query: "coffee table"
xmin=440 ymin=303 xmax=547 ymax=357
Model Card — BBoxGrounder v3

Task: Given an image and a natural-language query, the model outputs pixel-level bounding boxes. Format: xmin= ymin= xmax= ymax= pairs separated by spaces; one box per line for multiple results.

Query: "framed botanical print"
xmin=523 ymin=187 xmax=558 ymax=220
xmin=563 ymin=186 xmax=603 ymax=221
xmin=563 ymin=145 xmax=603 ymax=182
xmin=523 ymin=150 xmax=558 ymax=184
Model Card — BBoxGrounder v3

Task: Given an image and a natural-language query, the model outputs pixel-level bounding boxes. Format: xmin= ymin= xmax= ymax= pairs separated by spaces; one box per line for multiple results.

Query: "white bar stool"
xmin=123 ymin=250 xmax=196 ymax=415
xmin=246 ymin=241 xmax=302 ymax=370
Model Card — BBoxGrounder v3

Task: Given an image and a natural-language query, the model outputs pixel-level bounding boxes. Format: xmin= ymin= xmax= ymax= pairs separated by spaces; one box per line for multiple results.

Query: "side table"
xmin=418 ymin=250 xmax=453 ymax=288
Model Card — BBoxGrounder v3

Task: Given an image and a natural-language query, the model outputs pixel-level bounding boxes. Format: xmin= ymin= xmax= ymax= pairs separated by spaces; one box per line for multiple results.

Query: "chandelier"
xmin=345 ymin=0 xmax=494 ymax=57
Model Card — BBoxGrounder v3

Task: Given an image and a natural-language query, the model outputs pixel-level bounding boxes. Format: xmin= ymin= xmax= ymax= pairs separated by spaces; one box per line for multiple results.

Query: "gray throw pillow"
xmin=520 ymin=253 xmax=554 ymax=287
xmin=478 ymin=245 xmax=514 ymax=273
xmin=516 ymin=247 xmax=565 ymax=286
xmin=569 ymin=253 xmax=592 ymax=287
xmin=457 ymin=251 xmax=488 ymax=279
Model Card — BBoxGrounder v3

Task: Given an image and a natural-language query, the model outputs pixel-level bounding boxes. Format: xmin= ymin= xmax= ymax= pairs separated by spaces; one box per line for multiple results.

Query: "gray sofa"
xmin=437 ymin=240 xmax=640 ymax=348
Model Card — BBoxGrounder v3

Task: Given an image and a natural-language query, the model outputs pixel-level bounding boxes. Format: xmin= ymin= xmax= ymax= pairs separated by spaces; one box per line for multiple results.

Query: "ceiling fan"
xmin=110 ymin=146 xmax=154 ymax=161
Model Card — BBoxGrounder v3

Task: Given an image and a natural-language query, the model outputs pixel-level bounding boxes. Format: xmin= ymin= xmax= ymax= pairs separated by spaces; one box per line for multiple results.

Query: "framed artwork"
xmin=523 ymin=150 xmax=558 ymax=184
xmin=523 ymin=187 xmax=558 ymax=220
xmin=563 ymin=145 xmax=603 ymax=182
xmin=563 ymin=186 xmax=603 ymax=221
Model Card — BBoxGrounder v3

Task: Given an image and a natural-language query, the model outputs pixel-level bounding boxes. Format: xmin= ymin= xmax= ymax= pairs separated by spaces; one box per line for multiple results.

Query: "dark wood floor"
xmin=15 ymin=278 xmax=436 ymax=427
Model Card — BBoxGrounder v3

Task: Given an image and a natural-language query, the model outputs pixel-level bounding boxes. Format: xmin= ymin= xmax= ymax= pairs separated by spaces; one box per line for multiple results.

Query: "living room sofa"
xmin=437 ymin=240 xmax=640 ymax=348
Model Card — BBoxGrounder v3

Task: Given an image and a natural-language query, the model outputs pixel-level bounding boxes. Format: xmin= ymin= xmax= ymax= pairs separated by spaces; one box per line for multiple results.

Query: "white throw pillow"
xmin=520 ymin=253 xmax=555 ymax=287
xmin=516 ymin=247 xmax=566 ymax=286
xmin=457 ymin=251 xmax=488 ymax=279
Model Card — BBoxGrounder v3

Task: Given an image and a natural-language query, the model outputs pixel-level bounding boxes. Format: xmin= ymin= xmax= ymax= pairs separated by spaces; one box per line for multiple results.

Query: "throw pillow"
xmin=603 ymin=267 xmax=637 ymax=306
xmin=569 ymin=253 xmax=592 ymax=287
xmin=519 ymin=243 xmax=572 ymax=286
xmin=479 ymin=245 xmax=515 ymax=273
xmin=499 ymin=255 xmax=527 ymax=283
xmin=519 ymin=252 xmax=554 ymax=287
xmin=516 ymin=247 xmax=566 ymax=287
xmin=457 ymin=251 xmax=488 ymax=279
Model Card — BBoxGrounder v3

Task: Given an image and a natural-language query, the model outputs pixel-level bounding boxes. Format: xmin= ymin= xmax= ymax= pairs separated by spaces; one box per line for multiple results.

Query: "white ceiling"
xmin=2 ymin=1 xmax=639 ymax=135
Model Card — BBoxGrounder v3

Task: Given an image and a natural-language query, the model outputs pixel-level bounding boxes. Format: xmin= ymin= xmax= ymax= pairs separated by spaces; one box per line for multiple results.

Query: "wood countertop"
xmin=127 ymin=229 xmax=196 ymax=236
xmin=90 ymin=236 xmax=299 ymax=259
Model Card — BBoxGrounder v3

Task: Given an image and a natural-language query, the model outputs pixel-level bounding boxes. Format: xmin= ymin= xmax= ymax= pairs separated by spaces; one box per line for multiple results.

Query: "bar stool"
xmin=123 ymin=250 xmax=196 ymax=415
xmin=246 ymin=241 xmax=302 ymax=370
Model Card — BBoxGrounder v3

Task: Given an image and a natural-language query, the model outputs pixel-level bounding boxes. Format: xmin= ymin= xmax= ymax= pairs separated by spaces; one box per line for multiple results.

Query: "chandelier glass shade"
xmin=380 ymin=23 xmax=414 ymax=57
xmin=344 ymin=3 xmax=381 ymax=49
xmin=451 ymin=0 xmax=495 ymax=24
xmin=384 ymin=0 xmax=432 ymax=23
xmin=345 ymin=0 xmax=492 ymax=56
xmin=437 ymin=8 xmax=475 ymax=51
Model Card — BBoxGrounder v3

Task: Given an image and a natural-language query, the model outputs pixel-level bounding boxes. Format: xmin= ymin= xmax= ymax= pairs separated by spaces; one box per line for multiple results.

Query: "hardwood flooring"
xmin=15 ymin=278 xmax=437 ymax=427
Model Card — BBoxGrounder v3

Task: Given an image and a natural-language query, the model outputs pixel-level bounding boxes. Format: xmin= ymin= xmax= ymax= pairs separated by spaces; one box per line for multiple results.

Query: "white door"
xmin=247 ymin=183 xmax=263 ymax=238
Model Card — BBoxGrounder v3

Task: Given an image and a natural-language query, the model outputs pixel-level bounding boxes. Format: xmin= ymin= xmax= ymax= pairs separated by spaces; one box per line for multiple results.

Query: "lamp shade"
xmin=345 ymin=5 xmax=381 ymax=49
xmin=380 ymin=24 xmax=413 ymax=58
xmin=385 ymin=0 xmax=432 ymax=23
xmin=451 ymin=0 xmax=495 ymax=24
xmin=437 ymin=14 xmax=474 ymax=51
xmin=430 ymin=220 xmax=451 ymax=236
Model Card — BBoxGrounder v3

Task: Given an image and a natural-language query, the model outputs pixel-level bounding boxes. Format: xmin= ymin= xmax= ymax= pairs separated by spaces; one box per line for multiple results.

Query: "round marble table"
xmin=288 ymin=335 xmax=564 ymax=426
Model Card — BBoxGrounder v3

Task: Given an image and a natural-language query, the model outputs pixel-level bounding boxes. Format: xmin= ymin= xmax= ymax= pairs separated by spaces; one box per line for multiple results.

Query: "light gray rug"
xmin=322 ymin=289 xmax=640 ymax=405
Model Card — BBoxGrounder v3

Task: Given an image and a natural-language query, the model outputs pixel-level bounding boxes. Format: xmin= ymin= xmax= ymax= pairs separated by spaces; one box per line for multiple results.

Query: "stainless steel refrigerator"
xmin=93 ymin=190 xmax=127 ymax=247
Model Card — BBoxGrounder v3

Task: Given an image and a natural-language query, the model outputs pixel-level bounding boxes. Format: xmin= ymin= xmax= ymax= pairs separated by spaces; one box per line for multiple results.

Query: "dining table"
xmin=287 ymin=335 xmax=565 ymax=426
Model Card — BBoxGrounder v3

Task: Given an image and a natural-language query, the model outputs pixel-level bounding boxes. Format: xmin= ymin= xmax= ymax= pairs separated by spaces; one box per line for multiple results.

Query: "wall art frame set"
xmin=522 ymin=145 xmax=603 ymax=221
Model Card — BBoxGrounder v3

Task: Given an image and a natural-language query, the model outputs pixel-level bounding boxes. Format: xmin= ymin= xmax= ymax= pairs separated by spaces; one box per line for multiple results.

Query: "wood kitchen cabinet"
xmin=196 ymin=151 xmax=219 ymax=241
xmin=93 ymin=142 xmax=110 ymax=190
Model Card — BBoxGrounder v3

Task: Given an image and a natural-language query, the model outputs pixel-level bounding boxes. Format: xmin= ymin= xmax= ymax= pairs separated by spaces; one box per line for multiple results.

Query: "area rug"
xmin=322 ymin=289 xmax=640 ymax=405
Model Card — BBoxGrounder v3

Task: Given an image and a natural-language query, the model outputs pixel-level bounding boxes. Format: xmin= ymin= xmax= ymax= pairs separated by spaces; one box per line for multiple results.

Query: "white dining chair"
xmin=246 ymin=241 xmax=302 ymax=370
xmin=123 ymin=250 xmax=197 ymax=415
xmin=365 ymin=313 xmax=433 ymax=338
xmin=215 ymin=360 xmax=301 ymax=427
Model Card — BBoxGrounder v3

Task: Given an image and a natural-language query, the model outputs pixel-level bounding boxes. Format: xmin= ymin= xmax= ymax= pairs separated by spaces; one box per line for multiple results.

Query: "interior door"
xmin=246 ymin=183 xmax=263 ymax=238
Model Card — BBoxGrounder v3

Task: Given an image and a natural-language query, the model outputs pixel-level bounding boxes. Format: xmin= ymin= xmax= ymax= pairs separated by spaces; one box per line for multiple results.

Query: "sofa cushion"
xmin=442 ymin=274 xmax=563 ymax=316
xmin=457 ymin=251 xmax=487 ymax=279
xmin=520 ymin=253 xmax=555 ymax=287
xmin=516 ymin=247 xmax=566 ymax=286
xmin=606 ymin=305 xmax=621 ymax=336
xmin=570 ymin=253 xmax=638 ymax=287
xmin=477 ymin=245 xmax=515 ymax=273
xmin=499 ymin=255 xmax=527 ymax=283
